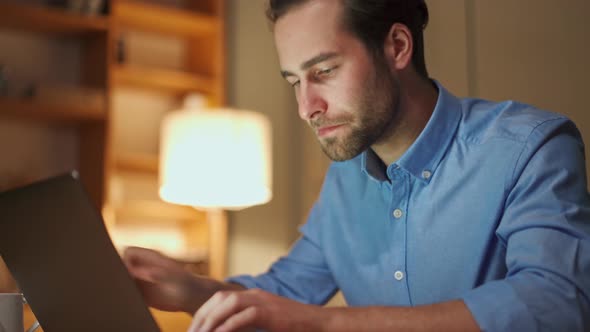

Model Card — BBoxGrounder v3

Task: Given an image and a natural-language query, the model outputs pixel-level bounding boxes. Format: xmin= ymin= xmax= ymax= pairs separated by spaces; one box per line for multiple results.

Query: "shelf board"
xmin=0 ymin=97 xmax=105 ymax=123
xmin=0 ymin=2 xmax=108 ymax=35
xmin=112 ymin=64 xmax=214 ymax=95
xmin=111 ymin=0 xmax=218 ymax=38
xmin=111 ymin=200 xmax=205 ymax=223
xmin=115 ymin=152 xmax=159 ymax=174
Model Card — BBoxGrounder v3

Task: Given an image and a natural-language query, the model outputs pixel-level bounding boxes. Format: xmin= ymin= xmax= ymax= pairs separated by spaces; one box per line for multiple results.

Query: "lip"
xmin=316 ymin=124 xmax=344 ymax=137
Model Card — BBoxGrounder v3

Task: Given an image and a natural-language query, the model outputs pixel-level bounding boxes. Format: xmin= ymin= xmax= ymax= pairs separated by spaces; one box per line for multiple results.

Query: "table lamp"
xmin=159 ymin=107 xmax=272 ymax=278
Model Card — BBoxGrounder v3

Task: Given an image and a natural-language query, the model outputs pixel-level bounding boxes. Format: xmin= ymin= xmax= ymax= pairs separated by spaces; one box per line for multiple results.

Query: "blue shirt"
xmin=228 ymin=82 xmax=590 ymax=331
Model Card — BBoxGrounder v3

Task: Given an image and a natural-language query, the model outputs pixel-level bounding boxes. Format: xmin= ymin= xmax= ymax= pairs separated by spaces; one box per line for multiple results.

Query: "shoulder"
xmin=457 ymin=98 xmax=576 ymax=145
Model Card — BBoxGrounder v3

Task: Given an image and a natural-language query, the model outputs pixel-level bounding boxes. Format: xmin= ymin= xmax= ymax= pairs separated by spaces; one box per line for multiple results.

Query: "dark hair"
xmin=267 ymin=0 xmax=430 ymax=78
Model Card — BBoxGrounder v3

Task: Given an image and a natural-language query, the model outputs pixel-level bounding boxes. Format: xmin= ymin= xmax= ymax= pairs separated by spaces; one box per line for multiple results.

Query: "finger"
xmin=123 ymin=246 xmax=174 ymax=268
xmin=123 ymin=247 xmax=157 ymax=273
xmin=215 ymin=306 xmax=259 ymax=332
xmin=123 ymin=247 xmax=183 ymax=282
xmin=193 ymin=291 xmax=255 ymax=332
xmin=122 ymin=246 xmax=154 ymax=262
xmin=124 ymin=260 xmax=165 ymax=284
xmin=190 ymin=291 xmax=229 ymax=331
xmin=200 ymin=296 xmax=241 ymax=332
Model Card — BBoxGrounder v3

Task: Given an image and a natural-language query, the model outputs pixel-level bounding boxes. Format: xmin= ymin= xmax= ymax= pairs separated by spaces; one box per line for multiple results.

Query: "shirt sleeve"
xmin=226 ymin=181 xmax=339 ymax=305
xmin=462 ymin=118 xmax=590 ymax=331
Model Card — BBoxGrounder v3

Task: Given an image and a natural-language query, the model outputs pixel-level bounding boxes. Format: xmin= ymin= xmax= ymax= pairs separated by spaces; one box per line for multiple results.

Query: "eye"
xmin=290 ymin=80 xmax=300 ymax=88
xmin=317 ymin=67 xmax=334 ymax=75
xmin=313 ymin=66 xmax=338 ymax=81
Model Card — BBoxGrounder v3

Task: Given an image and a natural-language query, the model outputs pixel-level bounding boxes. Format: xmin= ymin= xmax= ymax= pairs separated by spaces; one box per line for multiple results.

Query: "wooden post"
xmin=207 ymin=209 xmax=228 ymax=280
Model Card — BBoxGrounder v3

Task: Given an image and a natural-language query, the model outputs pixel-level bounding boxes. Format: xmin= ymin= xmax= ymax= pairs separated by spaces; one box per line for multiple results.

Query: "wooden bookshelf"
xmin=0 ymin=1 xmax=108 ymax=35
xmin=112 ymin=64 xmax=214 ymax=95
xmin=0 ymin=97 xmax=105 ymax=123
xmin=114 ymin=152 xmax=159 ymax=174
xmin=111 ymin=0 xmax=218 ymax=38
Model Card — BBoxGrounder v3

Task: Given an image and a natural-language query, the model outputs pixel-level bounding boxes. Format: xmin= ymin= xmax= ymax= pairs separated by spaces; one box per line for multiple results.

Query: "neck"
xmin=371 ymin=75 xmax=438 ymax=166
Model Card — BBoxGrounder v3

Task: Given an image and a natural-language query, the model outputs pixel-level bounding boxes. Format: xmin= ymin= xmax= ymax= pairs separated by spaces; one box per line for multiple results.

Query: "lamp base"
xmin=206 ymin=208 xmax=228 ymax=280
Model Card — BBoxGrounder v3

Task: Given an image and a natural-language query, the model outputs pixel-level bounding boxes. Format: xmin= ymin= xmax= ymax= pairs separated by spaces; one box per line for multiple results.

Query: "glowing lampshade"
xmin=159 ymin=109 xmax=272 ymax=210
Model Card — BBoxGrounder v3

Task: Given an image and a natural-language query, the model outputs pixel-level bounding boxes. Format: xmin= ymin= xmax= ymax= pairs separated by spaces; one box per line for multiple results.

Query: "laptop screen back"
xmin=0 ymin=172 xmax=160 ymax=331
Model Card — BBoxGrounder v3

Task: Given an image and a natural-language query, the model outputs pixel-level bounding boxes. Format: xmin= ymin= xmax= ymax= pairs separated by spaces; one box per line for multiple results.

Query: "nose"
xmin=297 ymin=83 xmax=327 ymax=121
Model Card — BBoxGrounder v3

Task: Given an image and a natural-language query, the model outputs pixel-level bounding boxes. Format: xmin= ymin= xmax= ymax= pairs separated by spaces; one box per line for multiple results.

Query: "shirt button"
xmin=422 ymin=170 xmax=432 ymax=179
xmin=393 ymin=209 xmax=403 ymax=219
xmin=394 ymin=270 xmax=404 ymax=281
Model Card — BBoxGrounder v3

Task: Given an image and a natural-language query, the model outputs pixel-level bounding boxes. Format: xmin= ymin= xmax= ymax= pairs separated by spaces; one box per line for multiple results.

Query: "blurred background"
xmin=0 ymin=0 xmax=588 ymax=330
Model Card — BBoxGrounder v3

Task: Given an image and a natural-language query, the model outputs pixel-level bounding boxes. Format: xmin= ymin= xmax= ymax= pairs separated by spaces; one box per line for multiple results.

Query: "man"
xmin=123 ymin=0 xmax=590 ymax=331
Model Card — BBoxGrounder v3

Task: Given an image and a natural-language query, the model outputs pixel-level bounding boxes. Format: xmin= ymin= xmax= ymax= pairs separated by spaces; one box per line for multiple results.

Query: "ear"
xmin=383 ymin=23 xmax=413 ymax=71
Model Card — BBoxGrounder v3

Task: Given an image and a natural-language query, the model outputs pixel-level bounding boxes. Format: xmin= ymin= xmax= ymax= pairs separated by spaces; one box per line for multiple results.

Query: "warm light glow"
xmin=159 ymin=109 xmax=272 ymax=210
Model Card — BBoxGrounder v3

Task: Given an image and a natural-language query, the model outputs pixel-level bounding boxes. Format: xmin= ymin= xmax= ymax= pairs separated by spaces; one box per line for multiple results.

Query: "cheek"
xmin=336 ymin=80 xmax=364 ymax=109
xmin=340 ymin=66 xmax=372 ymax=104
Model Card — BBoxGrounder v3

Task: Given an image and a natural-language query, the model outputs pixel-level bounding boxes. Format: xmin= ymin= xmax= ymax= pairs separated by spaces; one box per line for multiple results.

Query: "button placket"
xmin=386 ymin=170 xmax=411 ymax=303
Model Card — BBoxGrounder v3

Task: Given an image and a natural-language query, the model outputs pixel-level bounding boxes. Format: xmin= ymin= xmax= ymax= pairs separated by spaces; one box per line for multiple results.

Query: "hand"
xmin=188 ymin=288 xmax=324 ymax=332
xmin=122 ymin=246 xmax=208 ymax=313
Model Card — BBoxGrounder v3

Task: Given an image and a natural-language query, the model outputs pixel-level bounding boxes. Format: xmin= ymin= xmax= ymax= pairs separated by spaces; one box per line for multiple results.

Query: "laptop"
xmin=0 ymin=171 xmax=161 ymax=331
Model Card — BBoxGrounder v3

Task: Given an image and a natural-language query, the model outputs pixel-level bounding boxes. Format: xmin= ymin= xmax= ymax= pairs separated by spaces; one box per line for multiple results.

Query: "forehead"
xmin=273 ymin=0 xmax=353 ymax=70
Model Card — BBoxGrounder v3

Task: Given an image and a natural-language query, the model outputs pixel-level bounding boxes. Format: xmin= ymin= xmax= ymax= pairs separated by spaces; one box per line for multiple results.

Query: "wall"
xmin=225 ymin=0 xmax=303 ymax=276
xmin=425 ymin=0 xmax=590 ymax=177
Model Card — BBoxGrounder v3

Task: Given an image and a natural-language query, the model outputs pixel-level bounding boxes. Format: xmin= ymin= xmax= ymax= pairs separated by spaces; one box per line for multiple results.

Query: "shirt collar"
xmin=361 ymin=80 xmax=462 ymax=183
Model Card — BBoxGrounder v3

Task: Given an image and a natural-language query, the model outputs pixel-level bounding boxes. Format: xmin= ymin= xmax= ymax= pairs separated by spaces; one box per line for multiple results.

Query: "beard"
xmin=312 ymin=57 xmax=400 ymax=161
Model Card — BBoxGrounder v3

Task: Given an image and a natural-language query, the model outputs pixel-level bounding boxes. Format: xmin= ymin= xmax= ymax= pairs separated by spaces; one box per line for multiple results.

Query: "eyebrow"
xmin=280 ymin=52 xmax=339 ymax=79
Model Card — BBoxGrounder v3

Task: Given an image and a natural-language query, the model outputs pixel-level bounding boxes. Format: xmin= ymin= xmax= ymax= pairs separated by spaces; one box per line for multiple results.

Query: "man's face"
xmin=274 ymin=0 xmax=400 ymax=161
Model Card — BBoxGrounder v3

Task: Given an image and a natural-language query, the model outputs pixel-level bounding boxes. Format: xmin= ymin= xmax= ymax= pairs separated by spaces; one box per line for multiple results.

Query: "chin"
xmin=321 ymin=142 xmax=364 ymax=162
